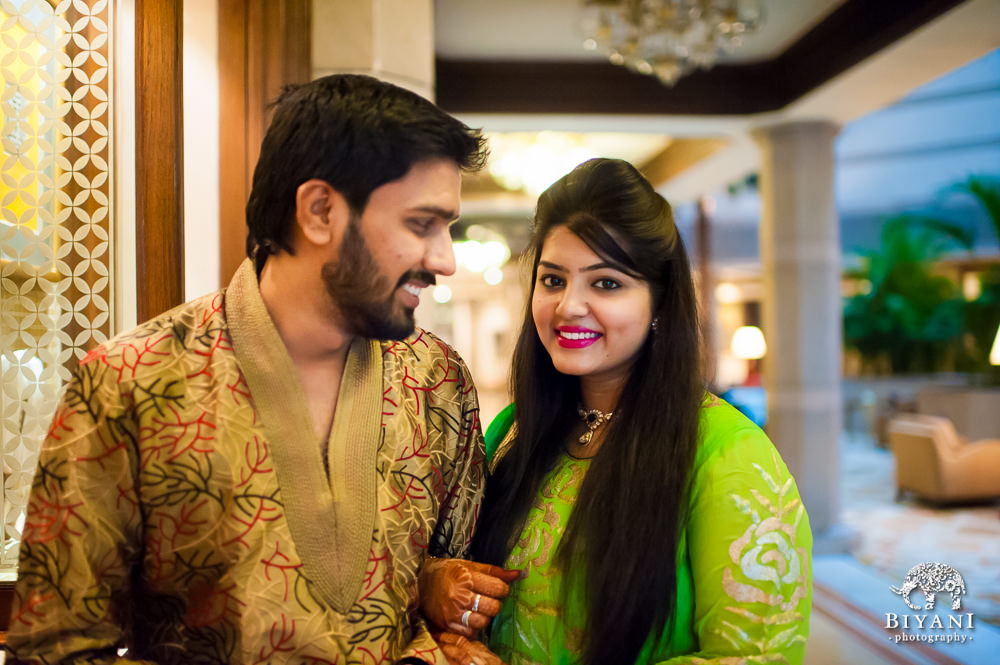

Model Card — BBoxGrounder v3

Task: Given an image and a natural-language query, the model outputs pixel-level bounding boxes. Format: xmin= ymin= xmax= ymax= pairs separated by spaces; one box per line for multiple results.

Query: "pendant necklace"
xmin=577 ymin=404 xmax=614 ymax=445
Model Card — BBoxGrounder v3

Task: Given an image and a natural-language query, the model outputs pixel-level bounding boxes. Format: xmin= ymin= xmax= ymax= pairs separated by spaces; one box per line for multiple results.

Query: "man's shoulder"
xmin=379 ymin=328 xmax=476 ymax=392
xmin=79 ymin=291 xmax=228 ymax=381
xmin=381 ymin=327 xmax=467 ymax=366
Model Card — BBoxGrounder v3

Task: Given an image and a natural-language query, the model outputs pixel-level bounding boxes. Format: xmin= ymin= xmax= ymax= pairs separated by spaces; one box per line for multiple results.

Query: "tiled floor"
xmin=805 ymin=609 xmax=904 ymax=665
xmin=838 ymin=435 xmax=1000 ymax=629
xmin=807 ymin=434 xmax=1000 ymax=665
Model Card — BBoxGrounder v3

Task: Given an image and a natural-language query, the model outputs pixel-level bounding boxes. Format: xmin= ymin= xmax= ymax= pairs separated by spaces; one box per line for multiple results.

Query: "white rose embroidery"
xmin=718 ymin=450 xmax=809 ymax=653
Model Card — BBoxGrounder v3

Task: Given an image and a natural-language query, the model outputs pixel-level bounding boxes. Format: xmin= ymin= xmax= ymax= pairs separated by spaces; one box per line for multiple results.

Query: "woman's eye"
xmin=539 ymin=274 xmax=564 ymax=288
xmin=594 ymin=278 xmax=621 ymax=290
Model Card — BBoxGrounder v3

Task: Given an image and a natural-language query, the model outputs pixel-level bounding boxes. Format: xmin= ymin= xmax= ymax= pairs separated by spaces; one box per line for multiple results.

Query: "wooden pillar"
xmin=218 ymin=0 xmax=312 ymax=287
xmin=135 ymin=0 xmax=184 ymax=322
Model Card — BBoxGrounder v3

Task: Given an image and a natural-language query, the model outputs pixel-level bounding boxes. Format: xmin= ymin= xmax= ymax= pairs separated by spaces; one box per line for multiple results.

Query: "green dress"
xmin=483 ymin=395 xmax=812 ymax=665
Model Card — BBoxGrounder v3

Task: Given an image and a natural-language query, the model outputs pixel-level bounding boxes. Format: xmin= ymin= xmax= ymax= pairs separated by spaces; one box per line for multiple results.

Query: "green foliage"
xmin=843 ymin=216 xmax=968 ymax=373
xmin=842 ymin=175 xmax=1000 ymax=378
xmin=961 ymin=265 xmax=1000 ymax=383
xmin=726 ymin=172 xmax=759 ymax=197
xmin=957 ymin=176 xmax=1000 ymax=383
xmin=957 ymin=176 xmax=1000 ymax=242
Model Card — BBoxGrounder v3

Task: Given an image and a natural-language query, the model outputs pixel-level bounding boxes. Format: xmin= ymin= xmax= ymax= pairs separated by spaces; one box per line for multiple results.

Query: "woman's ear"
xmin=294 ymin=179 xmax=351 ymax=248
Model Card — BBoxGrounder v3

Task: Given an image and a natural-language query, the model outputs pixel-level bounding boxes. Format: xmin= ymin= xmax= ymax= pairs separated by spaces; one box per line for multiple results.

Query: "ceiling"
xmin=430 ymin=0 xmax=999 ymax=209
xmin=433 ymin=0 xmax=969 ymax=116
xmin=434 ymin=0 xmax=845 ymax=63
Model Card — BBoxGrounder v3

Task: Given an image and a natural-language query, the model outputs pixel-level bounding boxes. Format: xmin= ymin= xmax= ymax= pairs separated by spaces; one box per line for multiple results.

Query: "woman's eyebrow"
xmin=539 ymin=259 xmax=619 ymax=273
xmin=580 ymin=262 xmax=616 ymax=272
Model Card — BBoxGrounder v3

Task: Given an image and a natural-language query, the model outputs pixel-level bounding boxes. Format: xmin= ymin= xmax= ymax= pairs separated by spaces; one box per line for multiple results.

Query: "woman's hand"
xmin=433 ymin=631 xmax=507 ymax=665
xmin=419 ymin=557 xmax=522 ymax=635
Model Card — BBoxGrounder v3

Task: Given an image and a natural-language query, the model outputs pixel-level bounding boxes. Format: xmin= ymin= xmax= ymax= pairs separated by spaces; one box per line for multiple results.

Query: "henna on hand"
xmin=419 ymin=557 xmax=522 ymax=636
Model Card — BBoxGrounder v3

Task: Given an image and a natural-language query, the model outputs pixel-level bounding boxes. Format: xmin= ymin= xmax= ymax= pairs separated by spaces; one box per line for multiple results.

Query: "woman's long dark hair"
xmin=470 ymin=158 xmax=703 ymax=665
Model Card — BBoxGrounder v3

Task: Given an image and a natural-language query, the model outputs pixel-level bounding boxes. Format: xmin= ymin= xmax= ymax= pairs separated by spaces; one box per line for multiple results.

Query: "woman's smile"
xmin=556 ymin=326 xmax=602 ymax=348
xmin=532 ymin=226 xmax=652 ymax=385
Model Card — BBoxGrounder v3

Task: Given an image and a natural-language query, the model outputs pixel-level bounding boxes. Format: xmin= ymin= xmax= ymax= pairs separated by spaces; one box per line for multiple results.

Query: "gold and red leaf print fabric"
xmin=9 ymin=270 xmax=484 ymax=665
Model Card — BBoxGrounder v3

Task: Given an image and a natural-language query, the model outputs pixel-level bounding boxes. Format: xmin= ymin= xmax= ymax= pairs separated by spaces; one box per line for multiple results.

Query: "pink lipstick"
xmin=556 ymin=326 xmax=602 ymax=349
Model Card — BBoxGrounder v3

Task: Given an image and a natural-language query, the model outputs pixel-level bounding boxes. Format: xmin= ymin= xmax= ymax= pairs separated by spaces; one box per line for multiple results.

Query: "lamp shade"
xmin=991 ymin=323 xmax=1000 ymax=365
xmin=731 ymin=325 xmax=767 ymax=360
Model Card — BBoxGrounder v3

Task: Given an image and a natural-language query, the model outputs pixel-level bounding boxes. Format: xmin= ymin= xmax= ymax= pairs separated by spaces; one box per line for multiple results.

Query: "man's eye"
xmin=594 ymin=278 xmax=621 ymax=290
xmin=410 ymin=219 xmax=434 ymax=233
xmin=539 ymin=274 xmax=564 ymax=288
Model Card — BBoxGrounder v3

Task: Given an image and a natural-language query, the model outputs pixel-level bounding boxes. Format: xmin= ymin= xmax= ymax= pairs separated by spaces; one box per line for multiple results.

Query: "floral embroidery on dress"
xmin=720 ymin=449 xmax=810 ymax=657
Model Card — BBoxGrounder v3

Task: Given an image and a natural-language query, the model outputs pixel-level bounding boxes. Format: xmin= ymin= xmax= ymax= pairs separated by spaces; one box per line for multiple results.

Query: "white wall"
xmin=183 ymin=1 xmax=221 ymax=299
xmin=114 ymin=0 xmax=137 ymax=332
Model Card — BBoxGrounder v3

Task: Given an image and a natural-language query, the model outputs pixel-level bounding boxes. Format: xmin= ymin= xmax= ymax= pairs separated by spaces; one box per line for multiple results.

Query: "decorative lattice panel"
xmin=1 ymin=0 xmax=113 ymax=577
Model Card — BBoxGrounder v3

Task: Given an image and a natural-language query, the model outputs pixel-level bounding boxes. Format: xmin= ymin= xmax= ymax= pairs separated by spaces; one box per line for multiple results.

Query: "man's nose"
xmin=425 ymin=231 xmax=457 ymax=277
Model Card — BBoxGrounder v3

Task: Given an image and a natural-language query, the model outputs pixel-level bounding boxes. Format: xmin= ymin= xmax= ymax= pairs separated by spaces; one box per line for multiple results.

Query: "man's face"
xmin=322 ymin=158 xmax=461 ymax=340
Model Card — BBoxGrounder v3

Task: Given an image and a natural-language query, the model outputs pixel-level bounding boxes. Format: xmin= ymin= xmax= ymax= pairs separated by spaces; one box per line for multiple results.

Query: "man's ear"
xmin=294 ymin=179 xmax=351 ymax=247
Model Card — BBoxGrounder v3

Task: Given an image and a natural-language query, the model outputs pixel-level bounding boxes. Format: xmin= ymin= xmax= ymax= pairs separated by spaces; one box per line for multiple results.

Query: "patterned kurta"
xmin=7 ymin=260 xmax=485 ymax=665
xmin=484 ymin=396 xmax=812 ymax=665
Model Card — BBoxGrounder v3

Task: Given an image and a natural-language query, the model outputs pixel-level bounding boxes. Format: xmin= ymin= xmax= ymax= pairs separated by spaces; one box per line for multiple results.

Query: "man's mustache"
xmin=396 ymin=271 xmax=437 ymax=288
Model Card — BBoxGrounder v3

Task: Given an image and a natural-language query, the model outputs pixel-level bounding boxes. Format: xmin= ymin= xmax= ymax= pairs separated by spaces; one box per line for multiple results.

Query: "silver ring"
xmin=472 ymin=593 xmax=482 ymax=613
xmin=461 ymin=609 xmax=472 ymax=627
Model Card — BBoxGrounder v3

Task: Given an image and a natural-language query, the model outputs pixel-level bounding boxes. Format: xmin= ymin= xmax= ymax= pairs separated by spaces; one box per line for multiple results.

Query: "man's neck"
xmin=257 ymin=254 xmax=356 ymax=444
xmin=258 ymin=254 xmax=354 ymax=362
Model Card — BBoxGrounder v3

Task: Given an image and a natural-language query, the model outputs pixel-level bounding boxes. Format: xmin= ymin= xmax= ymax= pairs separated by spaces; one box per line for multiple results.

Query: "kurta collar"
xmin=225 ymin=259 xmax=382 ymax=613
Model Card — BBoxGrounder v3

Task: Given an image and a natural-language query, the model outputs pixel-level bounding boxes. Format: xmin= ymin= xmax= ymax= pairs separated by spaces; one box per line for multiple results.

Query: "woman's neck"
xmin=578 ymin=375 xmax=626 ymax=414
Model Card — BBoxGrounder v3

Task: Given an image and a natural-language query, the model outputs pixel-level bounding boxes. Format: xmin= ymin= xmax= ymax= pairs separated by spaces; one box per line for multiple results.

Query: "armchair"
xmin=887 ymin=414 xmax=1000 ymax=503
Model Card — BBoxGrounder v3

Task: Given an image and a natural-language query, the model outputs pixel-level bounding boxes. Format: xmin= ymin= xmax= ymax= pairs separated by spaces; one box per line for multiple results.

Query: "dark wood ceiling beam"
xmin=436 ymin=58 xmax=775 ymax=115
xmin=435 ymin=0 xmax=967 ymax=116
xmin=772 ymin=0 xmax=968 ymax=101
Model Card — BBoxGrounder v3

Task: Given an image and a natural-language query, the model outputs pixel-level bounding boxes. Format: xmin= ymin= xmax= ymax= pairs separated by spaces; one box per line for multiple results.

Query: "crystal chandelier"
xmin=579 ymin=0 xmax=764 ymax=86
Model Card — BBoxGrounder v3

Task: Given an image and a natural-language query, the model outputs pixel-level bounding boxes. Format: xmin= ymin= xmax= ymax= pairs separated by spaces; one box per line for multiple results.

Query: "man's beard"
xmin=321 ymin=219 xmax=435 ymax=341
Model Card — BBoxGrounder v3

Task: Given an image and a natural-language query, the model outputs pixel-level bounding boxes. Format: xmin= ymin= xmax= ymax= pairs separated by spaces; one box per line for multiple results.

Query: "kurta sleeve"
xmin=7 ymin=353 xmax=152 ymax=665
xmin=655 ymin=421 xmax=813 ymax=665
xmin=483 ymin=404 xmax=515 ymax=463
xmin=427 ymin=353 xmax=486 ymax=560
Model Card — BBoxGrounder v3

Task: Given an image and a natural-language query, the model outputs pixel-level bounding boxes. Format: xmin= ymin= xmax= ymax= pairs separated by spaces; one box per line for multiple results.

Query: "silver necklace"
xmin=577 ymin=404 xmax=613 ymax=445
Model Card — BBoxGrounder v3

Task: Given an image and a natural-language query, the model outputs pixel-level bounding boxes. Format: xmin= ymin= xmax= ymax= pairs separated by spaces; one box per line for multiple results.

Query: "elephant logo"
xmin=890 ymin=562 xmax=967 ymax=611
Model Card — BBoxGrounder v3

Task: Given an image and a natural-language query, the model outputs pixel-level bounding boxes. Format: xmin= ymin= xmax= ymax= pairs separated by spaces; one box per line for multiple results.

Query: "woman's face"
xmin=532 ymin=225 xmax=653 ymax=387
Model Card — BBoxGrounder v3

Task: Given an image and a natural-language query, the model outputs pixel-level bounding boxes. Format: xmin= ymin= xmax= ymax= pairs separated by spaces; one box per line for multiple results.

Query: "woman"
xmin=425 ymin=158 xmax=811 ymax=665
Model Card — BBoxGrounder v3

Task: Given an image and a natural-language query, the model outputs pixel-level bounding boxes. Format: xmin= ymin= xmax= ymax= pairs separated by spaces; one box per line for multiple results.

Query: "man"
xmin=8 ymin=75 xmax=489 ymax=664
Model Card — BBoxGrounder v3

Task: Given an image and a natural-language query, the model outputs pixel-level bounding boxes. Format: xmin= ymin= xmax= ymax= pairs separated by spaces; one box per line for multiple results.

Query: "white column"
xmin=312 ymin=0 xmax=434 ymax=100
xmin=752 ymin=121 xmax=842 ymax=537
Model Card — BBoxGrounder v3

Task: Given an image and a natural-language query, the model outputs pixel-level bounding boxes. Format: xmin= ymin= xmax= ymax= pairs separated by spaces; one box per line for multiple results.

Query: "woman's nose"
xmin=555 ymin=285 xmax=587 ymax=317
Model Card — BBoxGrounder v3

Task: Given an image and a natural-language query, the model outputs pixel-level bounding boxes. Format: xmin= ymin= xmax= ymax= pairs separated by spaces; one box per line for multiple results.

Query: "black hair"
xmin=471 ymin=158 xmax=703 ymax=665
xmin=245 ymin=74 xmax=488 ymax=271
